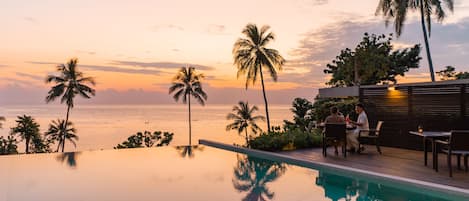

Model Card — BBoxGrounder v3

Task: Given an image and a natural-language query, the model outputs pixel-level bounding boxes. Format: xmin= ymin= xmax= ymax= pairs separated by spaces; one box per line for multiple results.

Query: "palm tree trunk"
xmin=63 ymin=105 xmax=71 ymax=152
xmin=188 ymin=94 xmax=192 ymax=146
xmin=419 ymin=0 xmax=436 ymax=82
xmin=259 ymin=68 xmax=271 ymax=132
xmin=25 ymin=137 xmax=30 ymax=154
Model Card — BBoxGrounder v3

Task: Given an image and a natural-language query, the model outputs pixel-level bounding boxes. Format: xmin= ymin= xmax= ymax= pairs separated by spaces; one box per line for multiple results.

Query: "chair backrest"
xmin=375 ymin=121 xmax=384 ymax=136
xmin=325 ymin=123 xmax=346 ymax=139
xmin=450 ymin=130 xmax=469 ymax=151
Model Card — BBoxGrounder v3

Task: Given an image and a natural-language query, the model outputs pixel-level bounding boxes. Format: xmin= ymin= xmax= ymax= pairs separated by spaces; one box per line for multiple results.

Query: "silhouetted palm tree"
xmin=376 ymin=0 xmax=454 ymax=82
xmin=45 ymin=119 xmax=78 ymax=152
xmin=45 ymin=58 xmax=95 ymax=152
xmin=232 ymin=155 xmax=286 ymax=201
xmin=175 ymin=145 xmax=204 ymax=158
xmin=169 ymin=67 xmax=207 ymax=145
xmin=0 ymin=116 xmax=5 ymax=129
xmin=233 ymin=23 xmax=285 ymax=132
xmin=226 ymin=101 xmax=265 ymax=144
xmin=10 ymin=115 xmax=40 ymax=154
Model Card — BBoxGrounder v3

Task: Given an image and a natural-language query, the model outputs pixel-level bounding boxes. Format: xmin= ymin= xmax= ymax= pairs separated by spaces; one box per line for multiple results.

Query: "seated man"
xmin=324 ymin=106 xmax=345 ymax=154
xmin=347 ymin=103 xmax=369 ymax=152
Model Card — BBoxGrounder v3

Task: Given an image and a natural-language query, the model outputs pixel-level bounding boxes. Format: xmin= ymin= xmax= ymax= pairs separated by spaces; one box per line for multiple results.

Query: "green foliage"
xmin=312 ymin=97 xmax=359 ymax=122
xmin=114 ymin=131 xmax=174 ymax=149
xmin=324 ymin=33 xmax=421 ymax=86
xmin=436 ymin=66 xmax=469 ymax=80
xmin=283 ymin=98 xmax=314 ymax=132
xmin=248 ymin=128 xmax=323 ymax=151
xmin=0 ymin=135 xmax=18 ymax=155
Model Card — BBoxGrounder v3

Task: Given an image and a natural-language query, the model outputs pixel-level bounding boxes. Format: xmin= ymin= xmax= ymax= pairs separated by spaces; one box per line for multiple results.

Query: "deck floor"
xmin=279 ymin=145 xmax=469 ymax=189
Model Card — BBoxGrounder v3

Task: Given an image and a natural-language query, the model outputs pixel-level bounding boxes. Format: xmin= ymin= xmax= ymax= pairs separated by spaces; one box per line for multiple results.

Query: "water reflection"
xmin=175 ymin=145 xmax=204 ymax=158
xmin=232 ymin=155 xmax=286 ymax=201
xmin=315 ymin=169 xmax=454 ymax=201
xmin=56 ymin=152 xmax=80 ymax=168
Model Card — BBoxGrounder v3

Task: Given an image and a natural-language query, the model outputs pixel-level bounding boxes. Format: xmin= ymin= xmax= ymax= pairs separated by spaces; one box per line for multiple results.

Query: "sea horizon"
xmin=0 ymin=104 xmax=292 ymax=152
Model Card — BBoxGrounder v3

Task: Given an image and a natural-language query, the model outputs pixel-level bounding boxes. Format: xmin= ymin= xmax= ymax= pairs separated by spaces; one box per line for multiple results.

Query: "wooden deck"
xmin=279 ymin=145 xmax=469 ymax=189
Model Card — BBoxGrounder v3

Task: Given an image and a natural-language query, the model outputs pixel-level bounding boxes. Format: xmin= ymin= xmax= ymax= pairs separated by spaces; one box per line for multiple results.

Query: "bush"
xmin=249 ymin=128 xmax=323 ymax=151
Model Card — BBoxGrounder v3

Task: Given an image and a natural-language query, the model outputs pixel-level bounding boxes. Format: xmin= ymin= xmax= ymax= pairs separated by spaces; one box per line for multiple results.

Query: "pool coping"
xmin=199 ymin=139 xmax=469 ymax=199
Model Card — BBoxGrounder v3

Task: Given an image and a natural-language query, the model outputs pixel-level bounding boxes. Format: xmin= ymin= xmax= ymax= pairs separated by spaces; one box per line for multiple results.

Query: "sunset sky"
xmin=1 ymin=0 xmax=469 ymax=104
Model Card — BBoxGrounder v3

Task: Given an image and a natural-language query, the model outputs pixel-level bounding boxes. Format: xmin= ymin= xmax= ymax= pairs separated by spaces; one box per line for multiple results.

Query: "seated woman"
xmin=324 ymin=106 xmax=345 ymax=155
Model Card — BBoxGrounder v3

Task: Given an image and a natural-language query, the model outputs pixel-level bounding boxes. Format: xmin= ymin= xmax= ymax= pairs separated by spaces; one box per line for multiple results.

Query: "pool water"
xmin=0 ymin=145 xmax=467 ymax=201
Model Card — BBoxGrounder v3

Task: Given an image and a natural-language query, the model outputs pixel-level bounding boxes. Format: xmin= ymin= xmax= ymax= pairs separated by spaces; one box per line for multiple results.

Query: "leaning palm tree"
xmin=10 ymin=115 xmax=40 ymax=154
xmin=169 ymin=67 xmax=207 ymax=145
xmin=45 ymin=58 xmax=95 ymax=152
xmin=233 ymin=23 xmax=285 ymax=132
xmin=0 ymin=116 xmax=5 ymax=129
xmin=226 ymin=101 xmax=265 ymax=145
xmin=45 ymin=119 xmax=78 ymax=152
xmin=376 ymin=0 xmax=454 ymax=82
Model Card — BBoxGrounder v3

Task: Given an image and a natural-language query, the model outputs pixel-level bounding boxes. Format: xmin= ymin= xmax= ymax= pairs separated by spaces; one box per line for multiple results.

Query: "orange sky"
xmin=1 ymin=0 xmax=469 ymax=104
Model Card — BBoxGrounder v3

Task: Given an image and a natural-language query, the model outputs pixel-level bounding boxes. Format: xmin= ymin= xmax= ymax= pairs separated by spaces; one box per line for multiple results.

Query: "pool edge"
xmin=199 ymin=139 xmax=469 ymax=199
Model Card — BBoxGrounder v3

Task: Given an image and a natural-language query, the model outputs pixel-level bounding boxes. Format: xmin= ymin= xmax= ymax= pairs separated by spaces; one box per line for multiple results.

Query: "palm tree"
xmin=376 ymin=0 xmax=454 ymax=82
xmin=10 ymin=115 xmax=40 ymax=154
xmin=45 ymin=58 xmax=95 ymax=152
xmin=232 ymin=155 xmax=286 ymax=201
xmin=45 ymin=119 xmax=78 ymax=152
xmin=233 ymin=23 xmax=285 ymax=132
xmin=226 ymin=101 xmax=265 ymax=144
xmin=0 ymin=116 xmax=5 ymax=129
xmin=169 ymin=67 xmax=207 ymax=145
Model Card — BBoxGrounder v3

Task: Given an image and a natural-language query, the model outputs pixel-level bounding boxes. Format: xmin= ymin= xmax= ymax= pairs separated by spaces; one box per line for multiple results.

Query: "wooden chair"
xmin=323 ymin=123 xmax=347 ymax=157
xmin=358 ymin=121 xmax=383 ymax=154
xmin=435 ymin=130 xmax=469 ymax=177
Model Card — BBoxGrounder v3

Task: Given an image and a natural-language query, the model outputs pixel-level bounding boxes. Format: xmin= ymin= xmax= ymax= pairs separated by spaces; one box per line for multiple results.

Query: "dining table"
xmin=409 ymin=131 xmax=451 ymax=171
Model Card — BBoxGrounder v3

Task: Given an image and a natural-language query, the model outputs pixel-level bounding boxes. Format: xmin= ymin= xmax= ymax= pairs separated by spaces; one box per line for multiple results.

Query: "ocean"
xmin=0 ymin=104 xmax=292 ymax=152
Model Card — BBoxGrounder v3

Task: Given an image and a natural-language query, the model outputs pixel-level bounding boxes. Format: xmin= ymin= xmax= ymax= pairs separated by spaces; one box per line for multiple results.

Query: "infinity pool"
xmin=0 ymin=145 xmax=467 ymax=201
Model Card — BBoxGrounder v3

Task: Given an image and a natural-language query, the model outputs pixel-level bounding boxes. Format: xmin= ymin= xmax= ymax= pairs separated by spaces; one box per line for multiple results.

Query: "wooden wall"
xmin=359 ymin=84 xmax=469 ymax=150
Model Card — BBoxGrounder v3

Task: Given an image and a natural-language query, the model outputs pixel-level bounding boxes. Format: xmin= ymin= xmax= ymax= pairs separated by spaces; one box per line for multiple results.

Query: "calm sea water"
xmin=0 ymin=104 xmax=292 ymax=152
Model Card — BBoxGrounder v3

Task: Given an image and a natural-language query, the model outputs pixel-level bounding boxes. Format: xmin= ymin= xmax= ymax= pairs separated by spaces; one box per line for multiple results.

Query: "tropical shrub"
xmin=283 ymin=98 xmax=314 ymax=132
xmin=249 ymin=128 xmax=322 ymax=151
xmin=114 ymin=131 xmax=174 ymax=149
xmin=0 ymin=135 xmax=18 ymax=155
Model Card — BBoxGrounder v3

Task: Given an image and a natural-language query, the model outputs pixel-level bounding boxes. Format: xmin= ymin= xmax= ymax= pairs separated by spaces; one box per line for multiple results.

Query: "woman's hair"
xmin=330 ymin=106 xmax=338 ymax=114
xmin=356 ymin=103 xmax=364 ymax=109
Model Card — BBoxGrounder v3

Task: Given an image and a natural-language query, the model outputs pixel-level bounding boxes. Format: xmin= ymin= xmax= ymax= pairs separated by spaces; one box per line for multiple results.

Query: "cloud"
xmin=16 ymin=72 xmax=44 ymax=81
xmin=110 ymin=61 xmax=215 ymax=71
xmin=206 ymin=24 xmax=227 ymax=35
xmin=0 ymin=64 xmax=8 ymax=68
xmin=23 ymin=17 xmax=38 ymax=23
xmin=151 ymin=24 xmax=184 ymax=32
xmin=27 ymin=61 xmax=59 ymax=65
xmin=76 ymin=50 xmax=96 ymax=55
xmin=79 ymin=64 xmax=163 ymax=75
xmin=288 ymin=16 xmax=469 ymax=87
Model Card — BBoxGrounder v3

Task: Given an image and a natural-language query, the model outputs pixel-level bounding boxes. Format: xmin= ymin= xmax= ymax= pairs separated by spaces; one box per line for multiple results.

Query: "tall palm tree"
xmin=169 ymin=67 xmax=207 ymax=145
xmin=233 ymin=24 xmax=285 ymax=132
xmin=45 ymin=119 xmax=78 ymax=152
xmin=0 ymin=116 xmax=5 ymax=129
xmin=10 ymin=115 xmax=40 ymax=154
xmin=45 ymin=58 xmax=95 ymax=152
xmin=226 ymin=101 xmax=265 ymax=144
xmin=232 ymin=155 xmax=286 ymax=201
xmin=376 ymin=0 xmax=454 ymax=82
